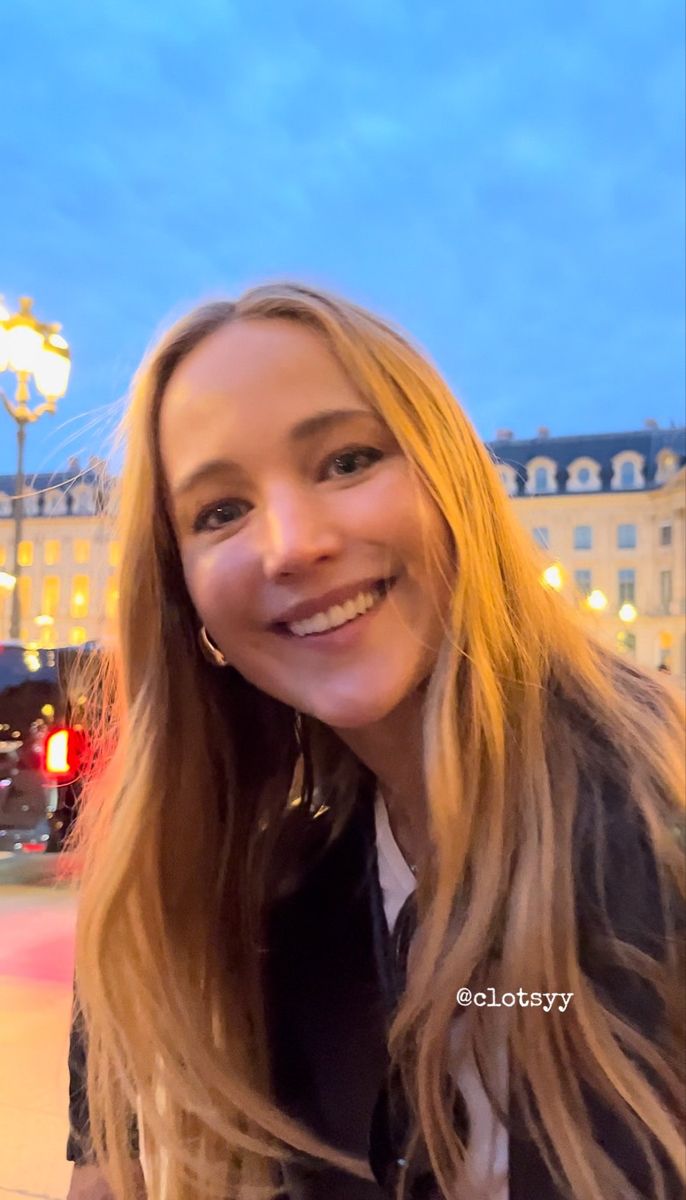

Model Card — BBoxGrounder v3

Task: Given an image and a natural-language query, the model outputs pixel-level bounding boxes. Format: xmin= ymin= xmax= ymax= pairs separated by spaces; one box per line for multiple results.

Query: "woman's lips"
xmin=273 ymin=576 xmax=398 ymax=645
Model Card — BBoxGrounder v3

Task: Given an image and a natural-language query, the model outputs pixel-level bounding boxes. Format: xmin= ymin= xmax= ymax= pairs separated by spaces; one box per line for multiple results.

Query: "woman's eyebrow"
xmin=172 ymin=408 xmax=385 ymax=500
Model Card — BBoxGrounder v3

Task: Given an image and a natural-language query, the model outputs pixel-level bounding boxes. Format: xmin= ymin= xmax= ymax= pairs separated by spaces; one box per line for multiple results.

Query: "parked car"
xmin=0 ymin=642 xmax=99 ymax=854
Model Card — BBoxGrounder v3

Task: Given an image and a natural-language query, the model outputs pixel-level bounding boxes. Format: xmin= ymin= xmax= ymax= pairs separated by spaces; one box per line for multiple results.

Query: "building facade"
xmin=0 ymin=459 xmax=118 ymax=648
xmin=488 ymin=425 xmax=686 ymax=681
xmin=2 ymin=428 xmax=685 ymax=682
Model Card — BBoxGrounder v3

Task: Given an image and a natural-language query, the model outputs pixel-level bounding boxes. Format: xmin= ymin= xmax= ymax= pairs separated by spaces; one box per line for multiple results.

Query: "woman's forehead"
xmin=158 ymin=317 xmax=375 ymax=480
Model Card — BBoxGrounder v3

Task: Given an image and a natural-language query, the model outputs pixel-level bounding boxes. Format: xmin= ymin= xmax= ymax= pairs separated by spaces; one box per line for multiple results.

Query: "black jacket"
xmin=68 ymin=780 xmax=682 ymax=1198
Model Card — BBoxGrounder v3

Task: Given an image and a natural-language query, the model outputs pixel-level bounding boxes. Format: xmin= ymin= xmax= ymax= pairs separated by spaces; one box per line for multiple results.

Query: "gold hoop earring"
xmin=199 ymin=625 xmax=228 ymax=668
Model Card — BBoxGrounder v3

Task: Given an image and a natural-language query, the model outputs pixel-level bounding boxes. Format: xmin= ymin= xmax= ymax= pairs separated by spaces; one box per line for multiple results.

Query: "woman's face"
xmin=159 ymin=318 xmax=450 ymax=729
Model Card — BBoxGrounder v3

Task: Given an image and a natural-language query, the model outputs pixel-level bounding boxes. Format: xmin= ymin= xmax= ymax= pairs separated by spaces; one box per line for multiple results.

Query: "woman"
xmin=67 ymin=283 xmax=685 ymax=1200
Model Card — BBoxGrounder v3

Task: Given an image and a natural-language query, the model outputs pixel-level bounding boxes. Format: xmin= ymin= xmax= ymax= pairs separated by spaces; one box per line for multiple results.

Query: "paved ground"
xmin=0 ymin=853 xmax=76 ymax=1200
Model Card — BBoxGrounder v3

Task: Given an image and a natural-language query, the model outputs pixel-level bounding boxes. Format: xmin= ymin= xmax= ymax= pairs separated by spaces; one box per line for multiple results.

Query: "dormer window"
xmin=20 ymin=487 xmax=40 ymax=517
xmin=611 ymin=451 xmax=644 ymax=491
xmin=0 ymin=492 xmax=11 ymax=518
xmin=497 ymin=464 xmax=518 ymax=496
xmin=567 ymin=457 xmax=601 ymax=492
xmin=69 ymin=484 xmax=95 ymax=516
xmin=620 ymin=461 xmax=636 ymax=488
xmin=655 ymin=449 xmax=681 ymax=485
xmin=43 ymin=488 xmax=69 ymax=517
xmin=526 ymin=456 xmax=558 ymax=495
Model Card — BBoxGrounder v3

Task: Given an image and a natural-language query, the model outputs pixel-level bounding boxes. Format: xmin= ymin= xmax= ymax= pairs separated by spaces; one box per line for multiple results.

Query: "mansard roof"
xmin=0 ymin=464 xmax=111 ymax=515
xmin=487 ymin=427 xmax=686 ymax=493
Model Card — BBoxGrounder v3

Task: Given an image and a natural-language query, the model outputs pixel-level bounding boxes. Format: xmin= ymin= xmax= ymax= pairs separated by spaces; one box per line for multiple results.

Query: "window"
xmin=0 ymin=545 xmax=5 ymax=567
xmin=73 ymin=539 xmax=91 ymax=565
xmin=660 ymin=570 xmax=672 ymax=613
xmin=659 ymin=523 xmax=672 ymax=547
xmin=573 ymin=525 xmax=592 ymax=550
xmin=44 ymin=540 xmax=61 ymax=565
xmin=69 ymin=626 xmax=88 ymax=646
xmin=70 ymin=576 xmax=89 ymax=619
xmin=533 ymin=527 xmax=550 ymax=550
xmin=18 ymin=540 xmax=33 ymax=566
xmin=658 ymin=631 xmax=673 ymax=669
xmin=618 ymin=569 xmax=636 ymax=605
xmin=617 ymin=524 xmax=637 ymax=549
xmin=574 ymin=569 xmax=592 ymax=596
xmin=534 ymin=466 xmax=549 ymax=493
xmin=18 ymin=576 xmax=32 ymax=622
xmin=108 ymin=541 xmax=121 ymax=567
xmin=41 ymin=576 xmax=60 ymax=618
xmin=617 ymin=630 xmax=636 ymax=658
xmin=619 ymin=461 xmax=636 ymax=488
xmin=577 ymin=467 xmax=591 ymax=485
xmin=105 ymin=576 xmax=119 ymax=620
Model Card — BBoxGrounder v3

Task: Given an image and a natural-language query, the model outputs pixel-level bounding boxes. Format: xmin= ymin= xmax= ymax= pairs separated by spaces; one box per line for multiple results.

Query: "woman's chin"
xmin=301 ymin=691 xmax=402 ymax=732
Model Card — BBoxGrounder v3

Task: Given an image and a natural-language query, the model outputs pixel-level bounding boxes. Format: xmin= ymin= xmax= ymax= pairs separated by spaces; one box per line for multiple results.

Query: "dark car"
xmin=0 ymin=642 xmax=98 ymax=855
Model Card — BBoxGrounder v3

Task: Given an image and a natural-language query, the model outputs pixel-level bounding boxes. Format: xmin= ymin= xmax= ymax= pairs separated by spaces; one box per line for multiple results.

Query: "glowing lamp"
xmin=542 ymin=564 xmax=563 ymax=591
xmin=618 ymin=603 xmax=637 ymax=624
xmin=587 ymin=589 xmax=608 ymax=611
xmin=4 ymin=297 xmax=44 ymax=374
xmin=33 ymin=330 xmax=71 ymax=400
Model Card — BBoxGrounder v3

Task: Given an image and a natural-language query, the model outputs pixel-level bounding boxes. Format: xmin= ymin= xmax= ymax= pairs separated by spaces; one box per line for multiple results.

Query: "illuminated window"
xmin=73 ymin=539 xmax=91 ymax=564
xmin=70 ymin=576 xmax=89 ymax=618
xmin=18 ymin=576 xmax=32 ymax=621
xmin=44 ymin=540 xmax=61 ymax=565
xmin=105 ymin=576 xmax=119 ymax=620
xmin=18 ymin=540 xmax=33 ymax=566
xmin=70 ymin=626 xmax=88 ymax=646
xmin=617 ymin=630 xmax=636 ymax=658
xmin=618 ymin=569 xmax=636 ymax=605
xmin=108 ymin=541 xmax=120 ymax=567
xmin=42 ymin=576 xmax=60 ymax=617
xmin=660 ymin=570 xmax=672 ymax=613
xmin=0 ymin=545 xmax=5 ymax=567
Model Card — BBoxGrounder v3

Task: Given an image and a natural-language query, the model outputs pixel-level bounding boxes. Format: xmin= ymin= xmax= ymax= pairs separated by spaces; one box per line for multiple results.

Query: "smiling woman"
xmin=67 ymin=283 xmax=685 ymax=1200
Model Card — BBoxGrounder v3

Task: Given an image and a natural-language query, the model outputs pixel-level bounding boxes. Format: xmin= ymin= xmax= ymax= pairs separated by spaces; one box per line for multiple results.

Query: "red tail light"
xmin=44 ymin=726 xmax=87 ymax=783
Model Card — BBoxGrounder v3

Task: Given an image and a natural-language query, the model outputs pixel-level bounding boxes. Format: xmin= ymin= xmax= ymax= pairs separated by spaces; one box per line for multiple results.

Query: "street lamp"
xmin=542 ymin=563 xmax=564 ymax=591
xmin=0 ymin=297 xmax=71 ymax=641
xmin=586 ymin=589 xmax=608 ymax=612
xmin=618 ymin=602 xmax=637 ymax=624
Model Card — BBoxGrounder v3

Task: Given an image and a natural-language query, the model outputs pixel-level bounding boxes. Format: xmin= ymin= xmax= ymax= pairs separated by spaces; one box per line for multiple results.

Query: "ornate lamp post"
xmin=0 ymin=296 xmax=71 ymax=640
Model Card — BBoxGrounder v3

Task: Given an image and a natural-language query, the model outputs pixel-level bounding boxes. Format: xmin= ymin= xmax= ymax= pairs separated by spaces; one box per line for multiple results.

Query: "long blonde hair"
xmin=73 ymin=283 xmax=685 ymax=1199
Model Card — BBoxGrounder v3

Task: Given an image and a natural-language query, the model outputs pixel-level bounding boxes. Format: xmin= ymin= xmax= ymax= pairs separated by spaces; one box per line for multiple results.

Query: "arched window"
xmin=611 ymin=452 xmax=644 ymax=491
xmin=620 ymin=461 xmax=636 ymax=488
xmin=525 ymin=457 xmax=557 ymax=496
xmin=577 ymin=467 xmax=590 ymax=485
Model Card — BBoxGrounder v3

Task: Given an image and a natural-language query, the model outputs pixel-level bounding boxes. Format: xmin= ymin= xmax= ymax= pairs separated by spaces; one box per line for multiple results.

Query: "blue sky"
xmin=0 ymin=0 xmax=684 ymax=475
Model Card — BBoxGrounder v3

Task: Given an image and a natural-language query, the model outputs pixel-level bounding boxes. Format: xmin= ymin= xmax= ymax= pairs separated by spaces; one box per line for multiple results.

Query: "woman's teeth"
xmin=287 ymin=584 xmax=386 ymax=637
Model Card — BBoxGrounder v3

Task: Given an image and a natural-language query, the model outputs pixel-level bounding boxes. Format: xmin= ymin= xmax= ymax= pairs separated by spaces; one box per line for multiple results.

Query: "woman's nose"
xmin=260 ymin=491 xmax=343 ymax=579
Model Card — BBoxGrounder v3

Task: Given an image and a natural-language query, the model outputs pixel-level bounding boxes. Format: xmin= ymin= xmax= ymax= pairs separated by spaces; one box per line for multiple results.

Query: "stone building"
xmin=488 ymin=424 xmax=686 ymax=680
xmin=0 ymin=458 xmax=118 ymax=648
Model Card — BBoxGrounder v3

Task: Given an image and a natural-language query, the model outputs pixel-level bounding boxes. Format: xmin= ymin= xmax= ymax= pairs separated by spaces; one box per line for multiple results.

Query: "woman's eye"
xmin=193 ymin=500 xmax=248 ymax=533
xmin=325 ymin=446 xmax=384 ymax=478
